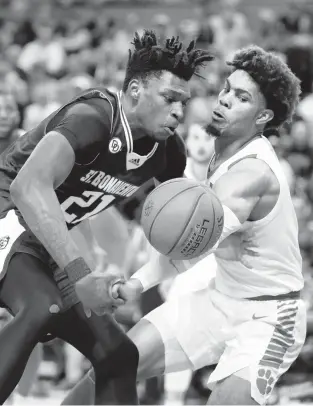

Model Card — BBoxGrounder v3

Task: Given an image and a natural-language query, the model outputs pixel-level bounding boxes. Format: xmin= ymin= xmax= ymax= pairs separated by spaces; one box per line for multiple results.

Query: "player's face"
xmin=186 ymin=125 xmax=214 ymax=163
xmin=136 ymin=71 xmax=191 ymax=141
xmin=0 ymin=94 xmax=19 ymax=138
xmin=207 ymin=70 xmax=270 ymax=140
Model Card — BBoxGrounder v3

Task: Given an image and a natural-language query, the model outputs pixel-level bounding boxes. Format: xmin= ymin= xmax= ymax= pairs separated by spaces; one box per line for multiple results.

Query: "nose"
xmin=219 ymin=94 xmax=231 ymax=109
xmin=171 ymin=102 xmax=184 ymax=121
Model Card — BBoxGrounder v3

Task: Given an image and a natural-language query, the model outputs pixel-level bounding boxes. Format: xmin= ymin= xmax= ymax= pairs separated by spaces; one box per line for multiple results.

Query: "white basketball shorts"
xmin=144 ymin=276 xmax=306 ymax=405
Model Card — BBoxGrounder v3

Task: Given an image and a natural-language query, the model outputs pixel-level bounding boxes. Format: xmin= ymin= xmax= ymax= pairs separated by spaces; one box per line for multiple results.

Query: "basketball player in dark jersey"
xmin=0 ymin=30 xmax=213 ymax=404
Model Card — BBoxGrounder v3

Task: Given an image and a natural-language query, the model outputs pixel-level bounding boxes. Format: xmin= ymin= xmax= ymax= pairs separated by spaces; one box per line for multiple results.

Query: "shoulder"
xmin=65 ymin=100 xmax=110 ymax=122
xmin=51 ymin=94 xmax=114 ymax=135
xmin=216 ymin=157 xmax=275 ymax=198
xmin=47 ymin=94 xmax=115 ymax=151
xmin=228 ymin=157 xmax=272 ymax=177
xmin=64 ymin=88 xmax=115 ymax=119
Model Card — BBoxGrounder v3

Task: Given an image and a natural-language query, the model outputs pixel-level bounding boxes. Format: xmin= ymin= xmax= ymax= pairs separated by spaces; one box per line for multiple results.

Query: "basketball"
xmin=141 ymin=178 xmax=224 ymax=260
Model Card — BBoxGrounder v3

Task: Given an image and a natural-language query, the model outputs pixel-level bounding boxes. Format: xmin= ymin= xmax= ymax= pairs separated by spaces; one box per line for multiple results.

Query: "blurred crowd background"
xmin=1 ymin=0 xmax=313 ymax=404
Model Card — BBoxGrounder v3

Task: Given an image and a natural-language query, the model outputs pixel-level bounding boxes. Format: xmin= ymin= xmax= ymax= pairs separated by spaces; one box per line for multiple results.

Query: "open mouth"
xmin=212 ymin=110 xmax=225 ymax=120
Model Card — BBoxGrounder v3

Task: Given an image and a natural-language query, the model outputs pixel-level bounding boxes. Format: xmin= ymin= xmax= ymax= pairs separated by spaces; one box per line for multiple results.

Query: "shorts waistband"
xmin=245 ymin=290 xmax=301 ymax=301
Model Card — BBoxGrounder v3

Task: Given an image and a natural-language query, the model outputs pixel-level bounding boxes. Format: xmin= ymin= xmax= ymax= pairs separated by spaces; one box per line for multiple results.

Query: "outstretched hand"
xmin=111 ymin=278 xmax=144 ymax=303
xmin=75 ymin=264 xmax=125 ymax=317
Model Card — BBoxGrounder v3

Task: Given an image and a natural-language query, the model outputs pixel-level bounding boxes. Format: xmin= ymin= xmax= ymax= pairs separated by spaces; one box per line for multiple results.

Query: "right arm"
xmin=10 ymin=99 xmax=125 ymax=313
xmin=10 ymin=131 xmax=80 ymax=270
xmin=119 ymin=159 xmax=272 ymax=299
xmin=11 ymin=99 xmax=112 ymax=272
xmin=116 ymin=247 xmax=189 ymax=299
xmin=130 ymin=247 xmax=188 ymax=293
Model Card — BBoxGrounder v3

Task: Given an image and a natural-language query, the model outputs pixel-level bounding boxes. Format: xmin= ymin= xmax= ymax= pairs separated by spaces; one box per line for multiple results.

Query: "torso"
xmin=207 ymin=135 xmax=303 ymax=298
xmin=0 ymin=88 xmax=186 ymax=230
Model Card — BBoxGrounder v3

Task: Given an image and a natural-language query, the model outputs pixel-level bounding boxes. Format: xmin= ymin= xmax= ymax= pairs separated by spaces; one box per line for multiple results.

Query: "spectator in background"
xmin=63 ymin=53 xmax=95 ymax=92
xmin=257 ymin=8 xmax=285 ymax=52
xmin=12 ymin=19 xmax=36 ymax=48
xmin=268 ymin=133 xmax=296 ymax=192
xmin=152 ymin=14 xmax=174 ymax=44
xmin=0 ymin=57 xmax=29 ymax=126
xmin=18 ymin=21 xmax=66 ymax=77
xmin=287 ymin=115 xmax=312 ymax=179
xmin=183 ymin=95 xmax=215 ymax=134
xmin=207 ymin=0 xmax=251 ymax=61
xmin=0 ymin=86 xmax=23 ymax=152
xmin=61 ymin=18 xmax=92 ymax=54
xmin=23 ymin=80 xmax=62 ymax=131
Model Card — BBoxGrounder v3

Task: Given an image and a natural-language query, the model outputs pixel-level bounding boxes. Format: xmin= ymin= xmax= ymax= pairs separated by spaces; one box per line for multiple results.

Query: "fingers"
xmin=110 ymin=281 xmax=123 ymax=299
xmin=114 ymin=297 xmax=125 ymax=306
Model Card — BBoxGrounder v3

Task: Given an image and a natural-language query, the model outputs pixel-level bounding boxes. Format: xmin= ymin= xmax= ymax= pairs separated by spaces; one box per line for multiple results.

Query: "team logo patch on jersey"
xmin=0 ymin=236 xmax=10 ymax=250
xmin=109 ymin=138 xmax=122 ymax=154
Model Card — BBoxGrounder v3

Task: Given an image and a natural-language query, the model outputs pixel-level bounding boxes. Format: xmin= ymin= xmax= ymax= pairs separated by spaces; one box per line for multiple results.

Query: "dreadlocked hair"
xmin=227 ymin=45 xmax=301 ymax=130
xmin=122 ymin=30 xmax=214 ymax=92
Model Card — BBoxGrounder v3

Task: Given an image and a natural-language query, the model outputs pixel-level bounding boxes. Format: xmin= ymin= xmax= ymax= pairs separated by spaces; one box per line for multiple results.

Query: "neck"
xmin=214 ymin=130 xmax=263 ymax=158
xmin=120 ymin=93 xmax=157 ymax=155
xmin=120 ymin=92 xmax=149 ymax=142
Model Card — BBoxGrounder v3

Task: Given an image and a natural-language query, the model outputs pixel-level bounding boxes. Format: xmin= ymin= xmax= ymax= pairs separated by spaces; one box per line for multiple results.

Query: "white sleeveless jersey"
xmin=208 ymin=136 xmax=303 ymax=298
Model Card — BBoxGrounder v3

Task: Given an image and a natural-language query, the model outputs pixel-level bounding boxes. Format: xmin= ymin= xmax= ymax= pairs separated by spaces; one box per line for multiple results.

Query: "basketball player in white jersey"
xmin=63 ymin=45 xmax=305 ymax=406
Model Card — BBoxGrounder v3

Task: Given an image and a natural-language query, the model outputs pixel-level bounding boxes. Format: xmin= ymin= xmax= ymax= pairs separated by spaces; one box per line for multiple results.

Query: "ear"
xmin=128 ymin=79 xmax=141 ymax=103
xmin=256 ymin=109 xmax=274 ymax=126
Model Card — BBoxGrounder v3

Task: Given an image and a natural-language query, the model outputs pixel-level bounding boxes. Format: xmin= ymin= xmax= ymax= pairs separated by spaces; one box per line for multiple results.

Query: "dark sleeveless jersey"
xmin=0 ymin=88 xmax=186 ymax=230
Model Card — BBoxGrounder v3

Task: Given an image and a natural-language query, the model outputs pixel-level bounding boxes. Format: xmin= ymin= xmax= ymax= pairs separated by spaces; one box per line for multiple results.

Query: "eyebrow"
xmin=162 ymin=88 xmax=191 ymax=101
xmin=226 ymin=79 xmax=253 ymax=99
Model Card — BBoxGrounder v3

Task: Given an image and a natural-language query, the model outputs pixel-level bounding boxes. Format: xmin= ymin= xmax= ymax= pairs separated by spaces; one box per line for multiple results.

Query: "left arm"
xmin=121 ymin=158 xmax=274 ymax=298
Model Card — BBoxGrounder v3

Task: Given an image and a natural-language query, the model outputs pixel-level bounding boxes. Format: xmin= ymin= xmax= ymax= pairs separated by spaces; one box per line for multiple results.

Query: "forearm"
xmin=10 ymin=182 xmax=82 ymax=271
xmin=130 ymin=248 xmax=189 ymax=292
xmin=76 ymin=219 xmax=106 ymax=269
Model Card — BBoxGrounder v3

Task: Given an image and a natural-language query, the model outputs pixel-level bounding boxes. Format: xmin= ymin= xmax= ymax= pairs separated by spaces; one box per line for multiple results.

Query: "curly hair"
xmin=122 ymin=30 xmax=214 ymax=92
xmin=227 ymin=46 xmax=301 ymax=129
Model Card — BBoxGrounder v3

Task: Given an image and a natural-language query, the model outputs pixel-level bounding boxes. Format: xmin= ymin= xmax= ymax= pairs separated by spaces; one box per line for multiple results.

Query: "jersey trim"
xmin=117 ymin=91 xmax=133 ymax=153
xmin=227 ymin=154 xmax=258 ymax=170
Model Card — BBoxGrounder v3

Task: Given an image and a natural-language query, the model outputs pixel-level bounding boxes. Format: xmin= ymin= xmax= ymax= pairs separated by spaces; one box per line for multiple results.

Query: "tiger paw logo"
xmin=0 ymin=236 xmax=10 ymax=250
xmin=144 ymin=200 xmax=154 ymax=217
xmin=256 ymin=367 xmax=276 ymax=396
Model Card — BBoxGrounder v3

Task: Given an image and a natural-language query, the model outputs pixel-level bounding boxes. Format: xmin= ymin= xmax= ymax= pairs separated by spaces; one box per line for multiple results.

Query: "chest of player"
xmin=56 ymin=143 xmax=167 ymax=227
